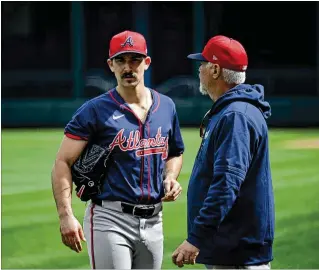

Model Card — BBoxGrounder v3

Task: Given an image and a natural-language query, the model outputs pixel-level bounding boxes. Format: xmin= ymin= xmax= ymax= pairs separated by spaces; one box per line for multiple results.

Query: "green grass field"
xmin=2 ymin=128 xmax=319 ymax=269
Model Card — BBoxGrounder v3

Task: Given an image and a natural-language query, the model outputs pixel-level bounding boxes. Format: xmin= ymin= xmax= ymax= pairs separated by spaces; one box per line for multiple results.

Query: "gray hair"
xmin=207 ymin=63 xmax=246 ymax=84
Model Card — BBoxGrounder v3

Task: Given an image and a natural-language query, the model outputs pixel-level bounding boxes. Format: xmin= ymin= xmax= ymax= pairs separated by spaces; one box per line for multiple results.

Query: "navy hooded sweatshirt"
xmin=187 ymin=84 xmax=275 ymax=266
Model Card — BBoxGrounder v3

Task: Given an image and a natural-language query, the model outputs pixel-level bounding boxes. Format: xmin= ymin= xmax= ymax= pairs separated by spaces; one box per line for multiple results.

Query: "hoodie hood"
xmin=211 ymin=84 xmax=271 ymax=119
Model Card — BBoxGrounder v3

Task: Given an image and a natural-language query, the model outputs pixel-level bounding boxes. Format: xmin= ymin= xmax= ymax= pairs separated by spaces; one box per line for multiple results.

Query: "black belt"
xmin=92 ymin=199 xmax=159 ymax=219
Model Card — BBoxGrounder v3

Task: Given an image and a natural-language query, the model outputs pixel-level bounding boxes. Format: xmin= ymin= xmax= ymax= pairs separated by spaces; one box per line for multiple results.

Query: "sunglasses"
xmin=199 ymin=109 xmax=212 ymax=138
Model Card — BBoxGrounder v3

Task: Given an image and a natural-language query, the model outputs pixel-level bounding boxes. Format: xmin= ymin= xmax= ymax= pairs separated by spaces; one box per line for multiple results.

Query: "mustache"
xmin=122 ymin=73 xmax=136 ymax=79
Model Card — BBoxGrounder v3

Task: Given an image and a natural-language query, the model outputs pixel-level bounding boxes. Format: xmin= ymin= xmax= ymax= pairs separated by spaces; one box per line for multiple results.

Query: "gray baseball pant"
xmin=83 ymin=201 xmax=163 ymax=269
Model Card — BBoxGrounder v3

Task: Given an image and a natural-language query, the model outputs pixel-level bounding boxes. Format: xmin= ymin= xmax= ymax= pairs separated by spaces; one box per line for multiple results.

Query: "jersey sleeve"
xmin=64 ymin=100 xmax=98 ymax=140
xmin=168 ymin=105 xmax=185 ymax=157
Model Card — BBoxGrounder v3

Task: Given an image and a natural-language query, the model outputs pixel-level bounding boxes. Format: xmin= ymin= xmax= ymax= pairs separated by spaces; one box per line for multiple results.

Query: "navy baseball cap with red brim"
xmin=187 ymin=53 xmax=208 ymax=61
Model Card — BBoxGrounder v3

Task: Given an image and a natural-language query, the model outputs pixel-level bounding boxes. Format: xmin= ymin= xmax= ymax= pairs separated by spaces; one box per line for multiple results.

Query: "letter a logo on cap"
xmin=121 ymin=36 xmax=134 ymax=47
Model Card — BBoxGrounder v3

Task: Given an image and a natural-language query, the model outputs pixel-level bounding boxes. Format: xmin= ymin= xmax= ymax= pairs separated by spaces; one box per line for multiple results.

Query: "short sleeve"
xmin=168 ymin=105 xmax=185 ymax=157
xmin=64 ymin=101 xmax=98 ymax=140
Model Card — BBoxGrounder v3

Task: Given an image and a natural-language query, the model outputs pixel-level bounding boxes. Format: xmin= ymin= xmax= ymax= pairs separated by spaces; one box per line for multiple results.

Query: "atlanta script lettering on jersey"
xmin=109 ymin=127 xmax=168 ymax=159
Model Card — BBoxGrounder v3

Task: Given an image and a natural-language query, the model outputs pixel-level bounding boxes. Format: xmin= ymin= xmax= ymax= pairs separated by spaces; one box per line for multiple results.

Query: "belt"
xmin=92 ymin=199 xmax=162 ymax=219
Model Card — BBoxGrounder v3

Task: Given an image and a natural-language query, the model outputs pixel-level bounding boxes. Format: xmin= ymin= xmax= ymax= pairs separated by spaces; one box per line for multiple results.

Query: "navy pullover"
xmin=187 ymin=84 xmax=275 ymax=265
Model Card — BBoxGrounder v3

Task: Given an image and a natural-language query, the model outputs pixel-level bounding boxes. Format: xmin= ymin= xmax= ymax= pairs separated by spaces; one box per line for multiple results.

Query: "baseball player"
xmin=51 ymin=30 xmax=185 ymax=269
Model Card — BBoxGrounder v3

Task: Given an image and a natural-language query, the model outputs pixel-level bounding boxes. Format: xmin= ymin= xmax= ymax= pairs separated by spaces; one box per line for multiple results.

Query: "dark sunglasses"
xmin=199 ymin=109 xmax=212 ymax=138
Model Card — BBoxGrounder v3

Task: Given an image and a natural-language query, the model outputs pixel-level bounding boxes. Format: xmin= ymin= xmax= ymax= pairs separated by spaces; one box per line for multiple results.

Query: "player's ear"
xmin=144 ymin=56 xmax=151 ymax=71
xmin=211 ymin=63 xmax=221 ymax=79
xmin=107 ymin=58 xmax=115 ymax=73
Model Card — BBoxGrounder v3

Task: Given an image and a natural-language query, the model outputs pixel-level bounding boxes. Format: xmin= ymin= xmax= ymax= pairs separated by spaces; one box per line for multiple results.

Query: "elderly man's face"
xmin=198 ymin=62 xmax=210 ymax=95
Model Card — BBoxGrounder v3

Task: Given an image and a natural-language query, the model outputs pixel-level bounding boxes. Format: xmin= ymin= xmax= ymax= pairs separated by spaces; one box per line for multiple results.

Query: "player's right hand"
xmin=59 ymin=215 xmax=86 ymax=253
xmin=162 ymin=177 xmax=182 ymax=202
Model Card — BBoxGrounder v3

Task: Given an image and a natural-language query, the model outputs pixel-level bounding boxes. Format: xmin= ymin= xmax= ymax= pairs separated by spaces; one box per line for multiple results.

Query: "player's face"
xmin=107 ymin=53 xmax=151 ymax=88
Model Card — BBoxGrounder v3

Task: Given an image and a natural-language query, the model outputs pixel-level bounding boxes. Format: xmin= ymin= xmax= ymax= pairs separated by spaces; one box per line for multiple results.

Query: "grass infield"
xmin=2 ymin=128 xmax=319 ymax=269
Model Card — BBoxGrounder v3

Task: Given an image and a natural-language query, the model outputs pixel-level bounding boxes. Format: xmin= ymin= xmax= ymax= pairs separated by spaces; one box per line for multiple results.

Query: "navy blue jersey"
xmin=65 ymin=88 xmax=184 ymax=204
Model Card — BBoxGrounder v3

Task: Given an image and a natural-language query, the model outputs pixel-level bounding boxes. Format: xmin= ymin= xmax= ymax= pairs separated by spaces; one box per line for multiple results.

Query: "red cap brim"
xmin=110 ymin=51 xmax=147 ymax=59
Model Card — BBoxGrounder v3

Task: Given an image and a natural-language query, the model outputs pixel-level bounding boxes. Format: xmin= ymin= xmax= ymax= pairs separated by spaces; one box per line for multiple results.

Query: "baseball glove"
xmin=71 ymin=143 xmax=111 ymax=202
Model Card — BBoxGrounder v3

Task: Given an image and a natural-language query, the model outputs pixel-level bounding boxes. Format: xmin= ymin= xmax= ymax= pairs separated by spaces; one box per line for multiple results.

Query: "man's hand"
xmin=172 ymin=240 xmax=200 ymax=268
xmin=60 ymin=215 xmax=86 ymax=253
xmin=162 ymin=177 xmax=182 ymax=202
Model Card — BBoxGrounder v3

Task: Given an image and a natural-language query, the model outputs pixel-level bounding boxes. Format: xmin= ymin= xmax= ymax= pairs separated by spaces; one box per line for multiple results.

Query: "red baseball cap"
xmin=109 ymin=30 xmax=148 ymax=59
xmin=188 ymin=35 xmax=248 ymax=71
